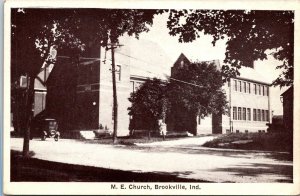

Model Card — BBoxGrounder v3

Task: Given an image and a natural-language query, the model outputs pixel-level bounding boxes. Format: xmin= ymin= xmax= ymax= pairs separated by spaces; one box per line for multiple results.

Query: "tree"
xmin=11 ymin=9 xmax=85 ymax=157
xmin=128 ymin=78 xmax=168 ymax=138
xmin=167 ymin=60 xmax=227 ymax=134
xmin=86 ymin=9 xmax=160 ymax=143
xmin=64 ymin=9 xmax=161 ymax=143
xmin=128 ymin=62 xmax=227 ymax=136
xmin=11 ymin=8 xmax=161 ymax=154
xmin=166 ymin=10 xmax=294 ymax=87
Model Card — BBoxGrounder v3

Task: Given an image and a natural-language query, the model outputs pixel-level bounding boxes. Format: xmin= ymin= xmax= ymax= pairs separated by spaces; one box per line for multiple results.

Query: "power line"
xmin=57 ymin=55 xmax=206 ymax=89
xmin=115 ymin=51 xmax=151 ymax=65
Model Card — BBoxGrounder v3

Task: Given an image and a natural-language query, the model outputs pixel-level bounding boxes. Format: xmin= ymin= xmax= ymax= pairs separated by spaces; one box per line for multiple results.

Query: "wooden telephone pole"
xmin=106 ymin=43 xmax=123 ymax=144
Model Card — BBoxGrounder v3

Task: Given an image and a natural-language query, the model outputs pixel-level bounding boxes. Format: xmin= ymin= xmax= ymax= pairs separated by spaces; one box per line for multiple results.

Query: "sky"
xmin=138 ymin=13 xmax=288 ymax=115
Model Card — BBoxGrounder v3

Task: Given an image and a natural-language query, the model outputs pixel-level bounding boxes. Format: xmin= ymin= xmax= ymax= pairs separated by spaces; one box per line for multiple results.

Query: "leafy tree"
xmin=128 ymin=78 xmax=168 ymax=138
xmin=167 ymin=10 xmax=294 ymax=87
xmin=128 ymin=62 xmax=227 ymax=135
xmin=11 ymin=8 xmax=160 ymax=155
xmin=94 ymin=9 xmax=160 ymax=143
xmin=11 ymin=9 xmax=85 ymax=157
xmin=167 ymin=61 xmax=227 ymax=134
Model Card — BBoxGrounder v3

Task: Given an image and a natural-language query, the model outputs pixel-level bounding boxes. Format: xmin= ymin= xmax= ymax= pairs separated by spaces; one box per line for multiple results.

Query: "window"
xmin=262 ymin=110 xmax=265 ymax=121
xmin=244 ymin=82 xmax=247 ymax=93
xmin=257 ymin=109 xmax=261 ymax=121
xmin=234 ymin=80 xmax=237 ymax=91
xmin=248 ymin=82 xmax=251 ymax=93
xmin=258 ymin=85 xmax=261 ymax=95
xmin=198 ymin=116 xmax=201 ymax=125
xmin=266 ymin=86 xmax=269 ymax=96
xmin=253 ymin=109 xmax=257 ymax=121
xmin=239 ymin=81 xmax=242 ymax=92
xmin=243 ymin=108 xmax=246 ymax=120
xmin=247 ymin=108 xmax=251 ymax=121
xmin=262 ymin=86 xmax=265 ymax=96
xmin=233 ymin=107 xmax=237 ymax=120
xmin=238 ymin=107 xmax=241 ymax=120
xmin=266 ymin=110 xmax=269 ymax=121
xmin=254 ymin=84 xmax=257 ymax=94
xmin=116 ymin=65 xmax=121 ymax=81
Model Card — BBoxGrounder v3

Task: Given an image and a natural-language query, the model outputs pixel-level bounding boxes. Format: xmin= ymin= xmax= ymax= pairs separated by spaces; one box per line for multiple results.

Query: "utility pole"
xmin=106 ymin=42 xmax=123 ymax=144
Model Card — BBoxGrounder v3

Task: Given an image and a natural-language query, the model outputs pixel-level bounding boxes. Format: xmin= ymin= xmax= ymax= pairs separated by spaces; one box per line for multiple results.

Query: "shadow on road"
xmin=11 ymin=150 xmax=209 ymax=182
xmin=117 ymin=144 xmax=293 ymax=162
xmin=212 ymin=162 xmax=293 ymax=183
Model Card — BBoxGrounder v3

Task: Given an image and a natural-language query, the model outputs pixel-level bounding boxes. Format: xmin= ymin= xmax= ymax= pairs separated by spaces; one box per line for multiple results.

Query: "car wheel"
xmin=41 ymin=134 xmax=46 ymax=141
xmin=54 ymin=135 xmax=59 ymax=141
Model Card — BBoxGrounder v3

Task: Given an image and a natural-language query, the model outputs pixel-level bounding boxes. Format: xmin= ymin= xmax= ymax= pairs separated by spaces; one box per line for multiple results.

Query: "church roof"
xmin=174 ymin=53 xmax=270 ymax=85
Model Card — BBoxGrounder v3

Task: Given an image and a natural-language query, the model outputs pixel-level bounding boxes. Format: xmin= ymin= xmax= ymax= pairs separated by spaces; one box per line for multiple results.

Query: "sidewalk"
xmin=135 ymin=135 xmax=216 ymax=147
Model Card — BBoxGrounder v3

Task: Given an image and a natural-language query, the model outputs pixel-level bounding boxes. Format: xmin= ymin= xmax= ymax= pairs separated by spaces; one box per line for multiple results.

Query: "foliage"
xmin=11 ymin=8 xmax=160 ymax=154
xmin=168 ymin=61 xmax=228 ymax=118
xmin=128 ymin=62 xmax=227 ymax=132
xmin=128 ymin=78 xmax=168 ymax=131
xmin=11 ymin=8 xmax=160 ymax=80
xmin=167 ymin=10 xmax=294 ymax=87
xmin=11 ymin=9 xmax=85 ymax=81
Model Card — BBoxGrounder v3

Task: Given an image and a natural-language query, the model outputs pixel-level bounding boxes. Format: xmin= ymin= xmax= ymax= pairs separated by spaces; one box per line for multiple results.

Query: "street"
xmin=10 ymin=137 xmax=292 ymax=183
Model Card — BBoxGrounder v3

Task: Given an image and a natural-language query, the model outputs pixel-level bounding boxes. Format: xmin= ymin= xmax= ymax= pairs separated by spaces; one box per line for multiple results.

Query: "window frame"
xmin=247 ymin=108 xmax=251 ymax=121
xmin=243 ymin=107 xmax=246 ymax=120
xmin=233 ymin=107 xmax=237 ymax=120
xmin=234 ymin=80 xmax=237 ymax=91
xmin=238 ymin=107 xmax=242 ymax=120
xmin=248 ymin=82 xmax=251 ymax=93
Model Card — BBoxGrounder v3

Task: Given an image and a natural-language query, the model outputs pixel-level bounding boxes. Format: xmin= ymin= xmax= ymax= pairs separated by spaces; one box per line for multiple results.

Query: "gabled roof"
xmin=174 ymin=53 xmax=269 ymax=85
xmin=173 ymin=53 xmax=221 ymax=71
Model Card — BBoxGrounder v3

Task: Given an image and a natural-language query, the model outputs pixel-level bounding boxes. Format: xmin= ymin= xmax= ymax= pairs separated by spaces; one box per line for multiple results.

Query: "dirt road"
xmin=10 ymin=137 xmax=292 ymax=182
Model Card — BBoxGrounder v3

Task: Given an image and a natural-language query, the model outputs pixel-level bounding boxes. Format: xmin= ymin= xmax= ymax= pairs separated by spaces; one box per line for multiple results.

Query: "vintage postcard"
xmin=3 ymin=0 xmax=300 ymax=195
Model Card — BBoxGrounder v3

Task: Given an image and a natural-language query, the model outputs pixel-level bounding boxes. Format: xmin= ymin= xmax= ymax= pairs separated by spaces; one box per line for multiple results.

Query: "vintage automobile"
xmin=30 ymin=118 xmax=60 ymax=141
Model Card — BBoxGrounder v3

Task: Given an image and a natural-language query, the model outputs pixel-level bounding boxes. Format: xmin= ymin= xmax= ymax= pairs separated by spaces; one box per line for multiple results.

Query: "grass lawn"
xmin=203 ymin=132 xmax=293 ymax=153
xmin=82 ymin=135 xmax=190 ymax=145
